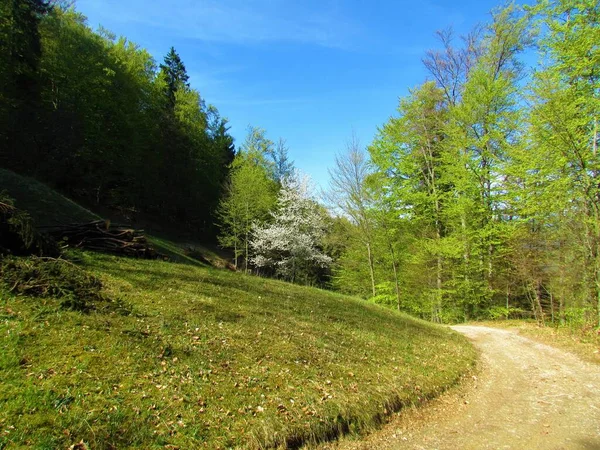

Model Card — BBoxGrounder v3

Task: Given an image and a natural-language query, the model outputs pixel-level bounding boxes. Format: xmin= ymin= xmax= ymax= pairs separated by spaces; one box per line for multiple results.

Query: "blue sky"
xmin=75 ymin=0 xmax=520 ymax=188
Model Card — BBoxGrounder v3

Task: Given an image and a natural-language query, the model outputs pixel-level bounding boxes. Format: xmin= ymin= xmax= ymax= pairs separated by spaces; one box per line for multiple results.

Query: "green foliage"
xmin=523 ymin=0 xmax=600 ymax=326
xmin=217 ymin=126 xmax=279 ymax=270
xmin=486 ymin=305 xmax=525 ymax=320
xmin=369 ymin=282 xmax=398 ymax=308
xmin=337 ymin=2 xmax=600 ymax=327
xmin=159 ymin=46 xmax=190 ymax=108
xmin=0 ymin=4 xmax=235 ymax=234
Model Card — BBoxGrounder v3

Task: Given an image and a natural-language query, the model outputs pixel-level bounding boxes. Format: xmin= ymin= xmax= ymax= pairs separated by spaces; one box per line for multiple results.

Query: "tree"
xmin=217 ymin=126 xmax=278 ymax=270
xmin=522 ymin=0 xmax=600 ymax=326
xmin=440 ymin=4 xmax=530 ymax=318
xmin=159 ymin=46 xmax=189 ymax=109
xmin=269 ymin=138 xmax=295 ymax=183
xmin=0 ymin=0 xmax=52 ymax=170
xmin=370 ymin=81 xmax=449 ymax=320
xmin=0 ymin=4 xmax=234 ymax=233
xmin=361 ymin=5 xmax=531 ymax=321
xmin=251 ymin=173 xmax=331 ymax=284
xmin=422 ymin=26 xmax=483 ymax=106
xmin=326 ymin=134 xmax=377 ymax=296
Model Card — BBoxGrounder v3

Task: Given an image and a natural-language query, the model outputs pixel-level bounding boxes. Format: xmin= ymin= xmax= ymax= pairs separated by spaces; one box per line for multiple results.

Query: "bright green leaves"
xmin=217 ymin=127 xmax=279 ymax=271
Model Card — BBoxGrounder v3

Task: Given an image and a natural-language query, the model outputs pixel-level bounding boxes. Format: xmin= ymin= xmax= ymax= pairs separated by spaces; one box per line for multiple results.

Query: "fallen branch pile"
xmin=45 ymin=220 xmax=163 ymax=259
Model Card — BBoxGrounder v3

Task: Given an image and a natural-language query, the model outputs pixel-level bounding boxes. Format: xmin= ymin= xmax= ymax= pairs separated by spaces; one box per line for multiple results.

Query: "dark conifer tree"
xmin=159 ymin=46 xmax=189 ymax=108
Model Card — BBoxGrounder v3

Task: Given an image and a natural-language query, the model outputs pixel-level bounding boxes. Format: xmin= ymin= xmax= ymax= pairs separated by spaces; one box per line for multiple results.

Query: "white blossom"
xmin=250 ymin=171 xmax=332 ymax=282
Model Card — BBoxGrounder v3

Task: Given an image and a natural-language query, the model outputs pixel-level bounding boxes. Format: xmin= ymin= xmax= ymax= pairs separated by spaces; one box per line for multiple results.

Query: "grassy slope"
xmin=0 ymin=169 xmax=477 ymax=448
xmin=1 ymin=255 xmax=475 ymax=449
xmin=0 ymin=168 xmax=227 ymax=267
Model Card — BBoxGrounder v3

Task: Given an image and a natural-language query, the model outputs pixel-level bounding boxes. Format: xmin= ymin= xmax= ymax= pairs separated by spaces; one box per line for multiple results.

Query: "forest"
xmin=1 ymin=0 xmax=599 ymax=329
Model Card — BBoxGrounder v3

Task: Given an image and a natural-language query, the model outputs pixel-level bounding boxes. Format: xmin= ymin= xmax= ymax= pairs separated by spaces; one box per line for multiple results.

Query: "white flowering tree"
xmin=250 ymin=172 xmax=332 ymax=284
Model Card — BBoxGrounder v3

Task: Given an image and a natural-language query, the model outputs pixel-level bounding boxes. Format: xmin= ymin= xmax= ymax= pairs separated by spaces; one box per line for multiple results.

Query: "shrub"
xmin=486 ymin=305 xmax=525 ymax=320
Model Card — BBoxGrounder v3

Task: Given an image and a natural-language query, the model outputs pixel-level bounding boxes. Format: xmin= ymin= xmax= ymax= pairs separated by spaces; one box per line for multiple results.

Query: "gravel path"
xmin=322 ymin=325 xmax=600 ymax=450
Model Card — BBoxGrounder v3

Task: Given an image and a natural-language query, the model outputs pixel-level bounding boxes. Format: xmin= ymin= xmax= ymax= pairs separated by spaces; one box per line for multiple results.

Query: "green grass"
xmin=0 ymin=251 xmax=476 ymax=449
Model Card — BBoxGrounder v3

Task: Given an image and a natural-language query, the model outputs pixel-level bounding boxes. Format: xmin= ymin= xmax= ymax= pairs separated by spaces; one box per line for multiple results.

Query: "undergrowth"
xmin=0 ymin=192 xmax=60 ymax=257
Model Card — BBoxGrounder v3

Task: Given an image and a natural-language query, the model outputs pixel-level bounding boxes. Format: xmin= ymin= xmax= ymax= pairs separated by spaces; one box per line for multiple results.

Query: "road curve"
xmin=324 ymin=325 xmax=600 ymax=450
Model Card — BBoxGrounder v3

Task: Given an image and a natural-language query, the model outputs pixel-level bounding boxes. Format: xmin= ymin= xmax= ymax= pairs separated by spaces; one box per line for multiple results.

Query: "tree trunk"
xmin=436 ymin=230 xmax=443 ymax=320
xmin=535 ymin=279 xmax=545 ymax=325
xmin=234 ymin=240 xmax=238 ymax=270
xmin=388 ymin=243 xmax=401 ymax=310
xmin=245 ymin=202 xmax=249 ymax=275
xmin=506 ymin=282 xmax=510 ymax=320
xmin=366 ymin=241 xmax=376 ymax=297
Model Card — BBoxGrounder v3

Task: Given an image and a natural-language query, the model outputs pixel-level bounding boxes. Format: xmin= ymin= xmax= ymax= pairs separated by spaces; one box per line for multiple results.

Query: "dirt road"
xmin=323 ymin=325 xmax=600 ymax=450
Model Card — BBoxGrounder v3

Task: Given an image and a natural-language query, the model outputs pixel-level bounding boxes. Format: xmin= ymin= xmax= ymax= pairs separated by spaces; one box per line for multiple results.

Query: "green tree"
xmin=160 ymin=46 xmax=190 ymax=109
xmin=0 ymin=4 xmax=233 ymax=233
xmin=522 ymin=0 xmax=600 ymax=326
xmin=428 ymin=5 xmax=529 ymax=319
xmin=217 ymin=127 xmax=278 ymax=270
xmin=269 ymin=138 xmax=295 ymax=183
xmin=326 ymin=135 xmax=378 ymax=297
xmin=370 ymin=82 xmax=449 ymax=320
xmin=0 ymin=0 xmax=51 ymax=170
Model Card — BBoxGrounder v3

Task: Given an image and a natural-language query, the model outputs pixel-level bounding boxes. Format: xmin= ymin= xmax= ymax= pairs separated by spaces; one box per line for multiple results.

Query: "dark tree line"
xmin=0 ymin=1 xmax=235 ymax=234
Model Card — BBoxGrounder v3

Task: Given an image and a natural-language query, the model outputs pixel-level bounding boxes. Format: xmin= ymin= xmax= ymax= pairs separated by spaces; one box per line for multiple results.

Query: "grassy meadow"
xmin=1 ymin=251 xmax=476 ymax=449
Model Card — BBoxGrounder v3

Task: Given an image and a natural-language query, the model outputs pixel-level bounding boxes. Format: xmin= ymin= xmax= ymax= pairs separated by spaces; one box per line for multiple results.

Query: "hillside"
xmin=0 ymin=171 xmax=476 ymax=448
xmin=0 ymin=168 xmax=229 ymax=267
xmin=0 ymin=168 xmax=100 ymax=227
xmin=1 ymin=254 xmax=475 ymax=449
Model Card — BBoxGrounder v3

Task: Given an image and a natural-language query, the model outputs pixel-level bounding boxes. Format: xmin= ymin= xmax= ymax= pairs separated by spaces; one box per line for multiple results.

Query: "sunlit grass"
xmin=1 ymin=250 xmax=475 ymax=449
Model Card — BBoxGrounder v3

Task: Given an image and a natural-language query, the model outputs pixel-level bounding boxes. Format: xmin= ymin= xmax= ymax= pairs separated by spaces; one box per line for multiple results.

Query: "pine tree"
xmin=160 ymin=46 xmax=190 ymax=108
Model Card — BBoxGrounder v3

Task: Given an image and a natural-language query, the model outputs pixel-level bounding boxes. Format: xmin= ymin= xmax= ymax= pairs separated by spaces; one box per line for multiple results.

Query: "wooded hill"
xmin=2 ymin=1 xmax=599 ymax=330
xmin=1 ymin=1 xmax=234 ymax=235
